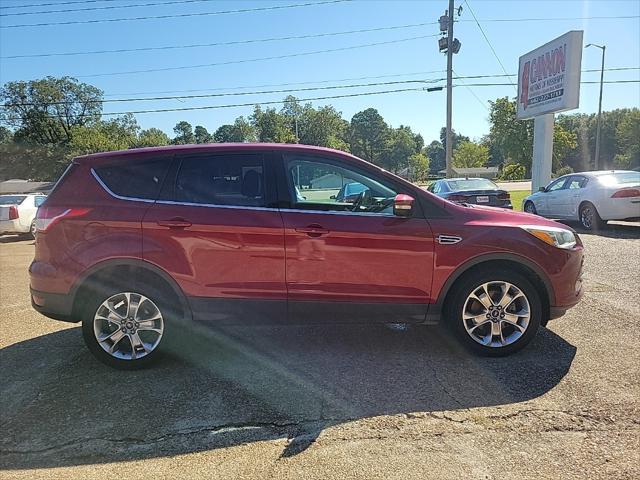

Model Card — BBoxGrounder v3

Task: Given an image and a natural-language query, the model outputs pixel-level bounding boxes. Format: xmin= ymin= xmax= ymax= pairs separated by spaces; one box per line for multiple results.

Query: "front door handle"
xmin=295 ymin=224 xmax=329 ymax=237
xmin=157 ymin=217 xmax=192 ymax=229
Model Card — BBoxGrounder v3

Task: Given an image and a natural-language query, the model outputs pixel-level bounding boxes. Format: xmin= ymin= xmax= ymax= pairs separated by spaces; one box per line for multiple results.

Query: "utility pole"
xmin=439 ymin=1 xmax=461 ymax=178
xmin=585 ymin=43 xmax=606 ymax=170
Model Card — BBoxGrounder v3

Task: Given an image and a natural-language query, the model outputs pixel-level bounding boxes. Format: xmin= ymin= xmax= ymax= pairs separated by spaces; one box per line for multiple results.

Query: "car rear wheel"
xmin=82 ymin=289 xmax=167 ymax=369
xmin=446 ymin=269 xmax=542 ymax=356
xmin=579 ymin=202 xmax=605 ymax=231
xmin=524 ymin=201 xmax=537 ymax=214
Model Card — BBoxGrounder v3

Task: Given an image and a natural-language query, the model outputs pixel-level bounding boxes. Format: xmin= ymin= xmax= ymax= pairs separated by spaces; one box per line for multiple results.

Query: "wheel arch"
xmin=433 ymin=253 xmax=554 ymax=325
xmin=70 ymin=259 xmax=192 ymax=323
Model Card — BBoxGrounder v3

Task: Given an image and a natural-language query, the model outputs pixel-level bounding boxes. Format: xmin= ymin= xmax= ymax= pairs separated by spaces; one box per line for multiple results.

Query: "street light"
xmin=585 ymin=43 xmax=606 ymax=170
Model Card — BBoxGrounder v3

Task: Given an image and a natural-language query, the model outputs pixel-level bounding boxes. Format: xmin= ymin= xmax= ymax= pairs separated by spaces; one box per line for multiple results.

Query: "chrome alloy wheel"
xmin=580 ymin=205 xmax=594 ymax=229
xmin=462 ymin=281 xmax=531 ymax=348
xmin=93 ymin=292 xmax=164 ymax=360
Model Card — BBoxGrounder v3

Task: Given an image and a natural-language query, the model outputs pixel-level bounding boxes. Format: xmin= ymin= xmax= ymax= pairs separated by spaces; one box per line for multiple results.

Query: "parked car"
xmin=0 ymin=193 xmax=47 ymax=238
xmin=427 ymin=178 xmax=513 ymax=209
xmin=30 ymin=144 xmax=584 ymax=369
xmin=333 ymin=181 xmax=367 ymax=203
xmin=523 ymin=170 xmax=640 ymax=230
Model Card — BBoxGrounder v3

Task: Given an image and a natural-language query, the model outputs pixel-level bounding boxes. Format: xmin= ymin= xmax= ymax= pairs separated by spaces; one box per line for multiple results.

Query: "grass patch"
xmin=509 ymin=190 xmax=531 ymax=211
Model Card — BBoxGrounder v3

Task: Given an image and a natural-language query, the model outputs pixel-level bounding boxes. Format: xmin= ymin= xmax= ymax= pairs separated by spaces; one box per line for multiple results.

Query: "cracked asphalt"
xmin=1 ymin=223 xmax=639 ymax=479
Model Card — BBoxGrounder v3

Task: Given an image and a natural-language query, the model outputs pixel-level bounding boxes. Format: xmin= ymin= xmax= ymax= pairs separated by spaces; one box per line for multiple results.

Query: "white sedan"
xmin=0 ymin=194 xmax=47 ymax=238
xmin=523 ymin=170 xmax=640 ymax=230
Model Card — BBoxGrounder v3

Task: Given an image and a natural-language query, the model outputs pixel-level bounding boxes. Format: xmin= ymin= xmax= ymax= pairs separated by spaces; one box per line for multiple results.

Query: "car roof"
xmin=73 ymin=143 xmax=362 ymax=164
xmin=445 ymin=177 xmax=494 ymax=182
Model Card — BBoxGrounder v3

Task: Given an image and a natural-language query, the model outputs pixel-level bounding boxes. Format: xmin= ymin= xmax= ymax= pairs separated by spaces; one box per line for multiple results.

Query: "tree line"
xmin=1 ymin=76 xmax=638 ymax=182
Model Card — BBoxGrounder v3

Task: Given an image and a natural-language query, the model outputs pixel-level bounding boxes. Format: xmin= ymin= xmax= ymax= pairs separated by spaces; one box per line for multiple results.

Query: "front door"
xmin=539 ymin=177 xmax=568 ymax=217
xmin=142 ymin=151 xmax=287 ymax=324
xmin=278 ymin=154 xmax=435 ymax=323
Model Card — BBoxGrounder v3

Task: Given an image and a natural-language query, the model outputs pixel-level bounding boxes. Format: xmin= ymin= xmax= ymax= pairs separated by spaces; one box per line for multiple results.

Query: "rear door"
xmin=277 ymin=153 xmax=435 ymax=324
xmin=562 ymin=175 xmax=588 ymax=218
xmin=142 ymin=150 xmax=287 ymax=324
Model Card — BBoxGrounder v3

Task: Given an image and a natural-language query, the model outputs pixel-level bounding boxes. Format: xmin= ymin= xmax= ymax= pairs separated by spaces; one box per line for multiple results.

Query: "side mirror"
xmin=393 ymin=194 xmax=414 ymax=217
xmin=539 ymin=186 xmax=547 ymax=192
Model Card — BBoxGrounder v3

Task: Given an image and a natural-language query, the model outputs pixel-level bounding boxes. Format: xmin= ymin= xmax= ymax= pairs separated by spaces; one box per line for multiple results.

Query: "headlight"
xmin=521 ymin=225 xmax=577 ymax=249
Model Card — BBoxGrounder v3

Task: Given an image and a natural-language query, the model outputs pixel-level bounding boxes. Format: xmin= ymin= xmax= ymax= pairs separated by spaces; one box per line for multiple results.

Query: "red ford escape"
xmin=30 ymin=144 xmax=584 ymax=369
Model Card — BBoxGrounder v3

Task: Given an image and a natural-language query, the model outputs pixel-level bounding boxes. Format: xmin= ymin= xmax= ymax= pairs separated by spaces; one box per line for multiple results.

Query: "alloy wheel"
xmin=93 ymin=292 xmax=164 ymax=360
xmin=462 ymin=281 xmax=531 ymax=348
xmin=581 ymin=206 xmax=594 ymax=229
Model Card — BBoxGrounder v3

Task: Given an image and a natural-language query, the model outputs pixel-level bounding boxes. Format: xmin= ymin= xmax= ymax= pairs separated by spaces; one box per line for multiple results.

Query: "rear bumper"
xmin=0 ymin=219 xmax=29 ymax=234
xmin=30 ymin=288 xmax=77 ymax=323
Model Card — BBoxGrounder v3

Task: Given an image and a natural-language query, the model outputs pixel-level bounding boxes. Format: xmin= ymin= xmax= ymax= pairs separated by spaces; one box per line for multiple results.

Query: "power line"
xmin=1 ymin=22 xmax=434 ymax=59
xmin=461 ymin=15 xmax=640 ymax=23
xmin=2 ymin=79 xmax=638 ymax=121
xmin=4 ymin=78 xmax=446 ymax=107
xmin=464 ymin=0 xmax=516 ymax=91
xmin=452 ymin=69 xmax=488 ymax=112
xmin=0 ymin=0 xmax=216 ymax=17
xmin=0 ymin=0 xmax=350 ymax=29
xmin=0 ymin=0 xmax=121 ymax=10
xmin=99 ymin=66 xmax=637 ymax=97
xmin=76 ymin=34 xmax=437 ymax=78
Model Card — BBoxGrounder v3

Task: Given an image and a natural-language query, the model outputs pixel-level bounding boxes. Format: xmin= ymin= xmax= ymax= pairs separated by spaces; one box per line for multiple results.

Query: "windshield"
xmin=0 ymin=195 xmax=27 ymax=205
xmin=446 ymin=178 xmax=498 ymax=191
xmin=597 ymin=172 xmax=640 ymax=186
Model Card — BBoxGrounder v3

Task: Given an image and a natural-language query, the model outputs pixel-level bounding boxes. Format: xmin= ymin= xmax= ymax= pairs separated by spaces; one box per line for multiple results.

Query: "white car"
xmin=0 ymin=194 xmax=47 ymax=238
xmin=523 ymin=170 xmax=640 ymax=230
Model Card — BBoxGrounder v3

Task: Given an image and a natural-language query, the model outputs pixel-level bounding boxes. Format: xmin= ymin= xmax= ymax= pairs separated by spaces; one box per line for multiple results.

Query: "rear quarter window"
xmin=94 ymin=157 xmax=172 ymax=200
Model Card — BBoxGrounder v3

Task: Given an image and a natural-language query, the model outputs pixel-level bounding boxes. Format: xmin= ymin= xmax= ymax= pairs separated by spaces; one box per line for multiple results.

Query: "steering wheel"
xmin=351 ymin=188 xmax=372 ymax=212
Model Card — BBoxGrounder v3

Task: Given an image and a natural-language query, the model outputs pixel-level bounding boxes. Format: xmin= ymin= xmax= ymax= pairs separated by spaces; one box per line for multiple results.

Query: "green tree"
xmin=213 ymin=116 xmax=257 ymax=143
xmin=488 ymin=97 xmax=533 ymax=173
xmin=614 ymin=109 xmax=640 ymax=169
xmin=1 ymin=76 xmax=102 ymax=145
xmin=68 ymin=114 xmax=139 ymax=156
xmin=251 ymin=105 xmax=296 ymax=143
xmin=383 ymin=127 xmax=419 ymax=173
xmin=299 ymin=105 xmax=349 ymax=150
xmin=194 ymin=125 xmax=212 ymax=144
xmin=348 ymin=108 xmax=389 ymax=164
xmin=426 ymin=140 xmax=445 ymax=174
xmin=453 ymin=141 xmax=489 ymax=168
xmin=136 ymin=127 xmax=170 ymax=147
xmin=552 ymin=125 xmax=577 ymax=172
xmin=172 ymin=121 xmax=195 ymax=145
xmin=407 ymin=152 xmax=430 ymax=182
xmin=0 ymin=126 xmax=13 ymax=144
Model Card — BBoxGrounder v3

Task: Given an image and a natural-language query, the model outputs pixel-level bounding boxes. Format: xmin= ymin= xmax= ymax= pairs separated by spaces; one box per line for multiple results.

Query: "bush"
xmin=554 ymin=166 xmax=574 ymax=178
xmin=500 ymin=163 xmax=526 ymax=181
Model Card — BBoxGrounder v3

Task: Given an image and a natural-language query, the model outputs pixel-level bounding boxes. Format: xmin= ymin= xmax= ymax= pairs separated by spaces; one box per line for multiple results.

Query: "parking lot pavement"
xmin=1 ymin=224 xmax=639 ymax=480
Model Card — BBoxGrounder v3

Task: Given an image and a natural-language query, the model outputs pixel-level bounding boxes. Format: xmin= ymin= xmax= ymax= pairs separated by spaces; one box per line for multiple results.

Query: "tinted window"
xmin=0 ymin=195 xmax=26 ymax=205
xmin=175 ymin=154 xmax=265 ymax=207
xmin=95 ymin=158 xmax=172 ymax=200
xmin=34 ymin=196 xmax=47 ymax=207
xmin=285 ymin=156 xmax=397 ymax=214
xmin=446 ymin=178 xmax=497 ymax=191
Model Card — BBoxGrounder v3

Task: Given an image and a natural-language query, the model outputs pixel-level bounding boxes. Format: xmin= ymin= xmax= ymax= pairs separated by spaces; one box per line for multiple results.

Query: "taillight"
xmin=448 ymin=194 xmax=468 ymax=202
xmin=8 ymin=205 xmax=19 ymax=220
xmin=35 ymin=207 xmax=91 ymax=233
xmin=497 ymin=192 xmax=511 ymax=201
xmin=611 ymin=188 xmax=640 ymax=198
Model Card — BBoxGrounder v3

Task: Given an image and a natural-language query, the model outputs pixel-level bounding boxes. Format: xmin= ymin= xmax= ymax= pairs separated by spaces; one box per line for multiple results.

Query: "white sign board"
xmin=517 ymin=31 xmax=583 ymax=120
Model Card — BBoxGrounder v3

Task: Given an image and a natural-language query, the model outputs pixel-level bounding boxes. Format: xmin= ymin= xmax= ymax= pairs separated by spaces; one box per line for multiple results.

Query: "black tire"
xmin=81 ymin=283 xmax=171 ymax=370
xmin=444 ymin=268 xmax=542 ymax=357
xmin=29 ymin=220 xmax=36 ymax=239
xmin=523 ymin=201 xmax=537 ymax=215
xmin=579 ymin=202 xmax=605 ymax=231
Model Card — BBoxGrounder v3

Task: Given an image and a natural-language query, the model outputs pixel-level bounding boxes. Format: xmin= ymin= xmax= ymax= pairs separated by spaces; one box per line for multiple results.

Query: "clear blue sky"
xmin=1 ymin=0 xmax=638 ymax=143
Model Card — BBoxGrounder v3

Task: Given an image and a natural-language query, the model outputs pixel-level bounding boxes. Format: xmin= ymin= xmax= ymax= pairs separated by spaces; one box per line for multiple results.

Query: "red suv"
xmin=30 ymin=144 xmax=584 ymax=368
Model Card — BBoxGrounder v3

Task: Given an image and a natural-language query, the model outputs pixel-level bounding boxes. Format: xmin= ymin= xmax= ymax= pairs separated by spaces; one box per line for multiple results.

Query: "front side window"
xmin=95 ymin=157 xmax=172 ymax=200
xmin=285 ymin=157 xmax=397 ymax=214
xmin=34 ymin=196 xmax=47 ymax=207
xmin=547 ymin=178 xmax=567 ymax=192
xmin=175 ymin=154 xmax=265 ymax=207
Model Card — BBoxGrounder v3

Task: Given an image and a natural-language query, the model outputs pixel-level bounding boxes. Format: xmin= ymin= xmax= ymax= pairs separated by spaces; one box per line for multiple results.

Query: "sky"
xmin=1 ymin=0 xmax=639 ymax=143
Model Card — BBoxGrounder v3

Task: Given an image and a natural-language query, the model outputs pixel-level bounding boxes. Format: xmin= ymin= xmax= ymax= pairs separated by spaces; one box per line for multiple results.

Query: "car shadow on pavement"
xmin=560 ymin=221 xmax=640 ymax=239
xmin=0 ymin=323 xmax=576 ymax=469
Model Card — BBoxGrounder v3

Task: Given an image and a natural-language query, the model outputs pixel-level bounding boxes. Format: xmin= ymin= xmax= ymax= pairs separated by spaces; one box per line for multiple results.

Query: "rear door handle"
xmin=295 ymin=224 xmax=329 ymax=237
xmin=157 ymin=217 xmax=192 ymax=229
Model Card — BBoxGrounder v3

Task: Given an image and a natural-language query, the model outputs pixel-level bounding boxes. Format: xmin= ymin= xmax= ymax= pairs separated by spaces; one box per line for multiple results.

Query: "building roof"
xmin=0 ymin=179 xmax=54 ymax=194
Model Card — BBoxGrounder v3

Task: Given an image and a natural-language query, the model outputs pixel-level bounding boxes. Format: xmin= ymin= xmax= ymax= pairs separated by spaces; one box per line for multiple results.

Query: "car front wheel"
xmin=446 ymin=269 xmax=542 ymax=356
xmin=523 ymin=201 xmax=537 ymax=214
xmin=82 ymin=289 xmax=167 ymax=369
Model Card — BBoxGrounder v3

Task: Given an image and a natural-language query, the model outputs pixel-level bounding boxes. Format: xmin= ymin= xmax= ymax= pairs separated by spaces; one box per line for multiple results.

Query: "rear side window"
xmin=0 ymin=195 xmax=27 ymax=205
xmin=94 ymin=158 xmax=172 ymax=200
xmin=34 ymin=196 xmax=47 ymax=207
xmin=174 ymin=154 xmax=265 ymax=207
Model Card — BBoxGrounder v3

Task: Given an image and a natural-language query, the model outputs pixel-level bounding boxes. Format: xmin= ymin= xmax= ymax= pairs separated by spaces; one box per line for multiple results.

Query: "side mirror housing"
xmin=393 ymin=194 xmax=414 ymax=217
xmin=539 ymin=186 xmax=546 ymax=192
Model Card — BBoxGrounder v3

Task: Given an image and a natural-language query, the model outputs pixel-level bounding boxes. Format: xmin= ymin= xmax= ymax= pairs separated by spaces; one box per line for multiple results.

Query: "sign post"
xmin=517 ymin=31 xmax=583 ymax=192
